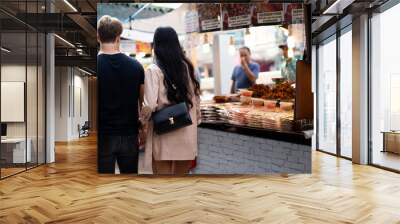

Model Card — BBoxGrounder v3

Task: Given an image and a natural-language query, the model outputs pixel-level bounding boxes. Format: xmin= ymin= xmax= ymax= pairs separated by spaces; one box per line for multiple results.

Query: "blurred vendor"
xmin=279 ymin=44 xmax=300 ymax=82
xmin=230 ymin=46 xmax=260 ymax=93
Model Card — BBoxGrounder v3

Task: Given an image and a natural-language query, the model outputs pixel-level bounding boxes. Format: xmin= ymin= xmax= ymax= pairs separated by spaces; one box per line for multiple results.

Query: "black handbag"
xmin=152 ymin=102 xmax=192 ymax=135
xmin=151 ymin=63 xmax=193 ymax=135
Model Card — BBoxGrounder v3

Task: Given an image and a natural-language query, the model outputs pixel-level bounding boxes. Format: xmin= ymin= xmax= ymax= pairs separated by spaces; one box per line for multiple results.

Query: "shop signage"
xmin=284 ymin=3 xmax=304 ymax=24
xmin=222 ymin=3 xmax=251 ymax=30
xmin=252 ymin=3 xmax=284 ymax=26
xmin=184 ymin=10 xmax=199 ymax=33
xmin=194 ymin=3 xmax=304 ymax=33
xmin=197 ymin=3 xmax=221 ymax=32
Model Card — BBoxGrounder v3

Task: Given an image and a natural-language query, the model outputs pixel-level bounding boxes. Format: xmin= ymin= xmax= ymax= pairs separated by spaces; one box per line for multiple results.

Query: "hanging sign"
xmin=184 ymin=10 xmax=199 ymax=33
xmin=197 ymin=3 xmax=221 ymax=32
xmin=222 ymin=3 xmax=251 ymax=30
xmin=252 ymin=3 xmax=284 ymax=26
xmin=284 ymin=3 xmax=304 ymax=24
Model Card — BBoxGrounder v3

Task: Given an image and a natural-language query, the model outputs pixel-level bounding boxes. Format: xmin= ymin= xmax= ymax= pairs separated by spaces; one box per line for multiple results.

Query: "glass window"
xmin=371 ymin=3 xmax=400 ymax=171
xmin=339 ymin=29 xmax=352 ymax=158
xmin=317 ymin=37 xmax=337 ymax=154
xmin=0 ymin=1 xmax=46 ymax=179
xmin=1 ymin=30 xmax=28 ymax=178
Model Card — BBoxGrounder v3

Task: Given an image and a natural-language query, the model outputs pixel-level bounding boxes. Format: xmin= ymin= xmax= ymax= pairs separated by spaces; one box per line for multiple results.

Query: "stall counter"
xmin=193 ymin=122 xmax=312 ymax=174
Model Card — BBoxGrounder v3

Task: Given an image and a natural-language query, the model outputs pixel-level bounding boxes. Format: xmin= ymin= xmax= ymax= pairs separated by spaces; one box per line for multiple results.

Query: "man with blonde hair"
xmin=97 ymin=15 xmax=144 ymax=174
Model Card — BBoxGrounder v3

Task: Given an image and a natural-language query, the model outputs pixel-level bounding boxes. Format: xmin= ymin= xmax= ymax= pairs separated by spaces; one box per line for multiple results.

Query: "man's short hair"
xmin=240 ymin=46 xmax=251 ymax=54
xmin=97 ymin=15 xmax=123 ymax=43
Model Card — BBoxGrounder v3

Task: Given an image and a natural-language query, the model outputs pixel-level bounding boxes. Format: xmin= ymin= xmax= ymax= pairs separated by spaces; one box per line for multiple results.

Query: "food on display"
xmin=239 ymin=89 xmax=253 ymax=97
xmin=249 ymin=82 xmax=295 ymax=100
xmin=263 ymin=100 xmax=276 ymax=109
xmin=262 ymin=82 xmax=295 ymax=100
xmin=201 ymin=102 xmax=294 ymax=131
xmin=280 ymin=101 xmax=294 ymax=111
xmin=251 ymin=98 xmax=264 ymax=107
xmin=200 ymin=103 xmax=228 ymax=123
xmin=213 ymin=95 xmax=229 ymax=103
xmin=227 ymin=94 xmax=240 ymax=102
xmin=272 ymin=77 xmax=286 ymax=84
xmin=240 ymin=96 xmax=252 ymax=105
xmin=248 ymin=84 xmax=271 ymax=98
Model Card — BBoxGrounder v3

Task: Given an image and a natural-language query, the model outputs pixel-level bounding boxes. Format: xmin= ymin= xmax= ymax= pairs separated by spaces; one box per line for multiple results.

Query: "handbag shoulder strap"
xmin=155 ymin=63 xmax=177 ymax=91
xmin=155 ymin=61 xmax=191 ymax=105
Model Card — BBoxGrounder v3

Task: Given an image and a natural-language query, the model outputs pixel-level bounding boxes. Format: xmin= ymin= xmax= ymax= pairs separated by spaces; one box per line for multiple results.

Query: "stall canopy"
xmin=121 ymin=4 xmax=188 ymax=42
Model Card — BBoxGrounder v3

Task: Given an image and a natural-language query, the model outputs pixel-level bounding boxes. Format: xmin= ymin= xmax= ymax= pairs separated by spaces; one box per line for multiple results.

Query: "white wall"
xmin=1 ymin=65 xmax=26 ymax=139
xmin=55 ymin=67 xmax=89 ymax=141
xmin=1 ymin=65 xmax=39 ymax=138
xmin=55 ymin=66 xmax=69 ymax=141
xmin=1 ymin=63 xmax=46 ymax=164
xmin=213 ymin=34 xmax=236 ymax=95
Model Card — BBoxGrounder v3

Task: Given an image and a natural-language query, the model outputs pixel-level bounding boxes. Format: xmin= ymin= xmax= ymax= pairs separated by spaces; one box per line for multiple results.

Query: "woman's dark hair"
xmin=153 ymin=26 xmax=200 ymax=108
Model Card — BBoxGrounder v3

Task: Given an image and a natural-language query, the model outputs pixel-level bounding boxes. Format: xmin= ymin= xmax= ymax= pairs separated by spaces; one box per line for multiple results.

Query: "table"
xmin=382 ymin=131 xmax=400 ymax=154
xmin=1 ymin=138 xmax=31 ymax=163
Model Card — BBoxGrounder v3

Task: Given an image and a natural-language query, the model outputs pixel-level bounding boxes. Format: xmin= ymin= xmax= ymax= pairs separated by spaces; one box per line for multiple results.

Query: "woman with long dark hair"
xmin=140 ymin=27 xmax=201 ymax=175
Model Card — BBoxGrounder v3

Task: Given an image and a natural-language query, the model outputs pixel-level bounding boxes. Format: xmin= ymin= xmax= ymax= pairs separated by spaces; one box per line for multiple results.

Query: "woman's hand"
xmin=139 ymin=123 xmax=148 ymax=150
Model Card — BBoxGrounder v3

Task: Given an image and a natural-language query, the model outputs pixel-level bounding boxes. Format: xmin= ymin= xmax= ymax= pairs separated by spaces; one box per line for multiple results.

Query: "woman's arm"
xmin=195 ymin=94 xmax=201 ymax=125
xmin=140 ymin=65 xmax=160 ymax=123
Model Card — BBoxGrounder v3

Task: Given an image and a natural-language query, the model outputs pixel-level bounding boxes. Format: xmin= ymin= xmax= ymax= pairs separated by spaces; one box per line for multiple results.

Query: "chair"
xmin=78 ymin=121 xmax=90 ymax=138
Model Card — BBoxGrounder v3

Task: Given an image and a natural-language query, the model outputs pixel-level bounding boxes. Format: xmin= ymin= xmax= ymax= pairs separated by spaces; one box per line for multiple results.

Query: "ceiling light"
xmin=203 ymin=33 xmax=209 ymax=44
xmin=202 ymin=33 xmax=210 ymax=54
xmin=1 ymin=47 xmax=11 ymax=53
xmin=245 ymin=28 xmax=251 ymax=36
xmin=63 ymin=0 xmax=78 ymax=12
xmin=228 ymin=36 xmax=235 ymax=55
xmin=54 ymin=34 xmax=75 ymax=48
xmin=287 ymin=36 xmax=295 ymax=48
xmin=280 ymin=24 xmax=289 ymax=36
xmin=202 ymin=44 xmax=210 ymax=54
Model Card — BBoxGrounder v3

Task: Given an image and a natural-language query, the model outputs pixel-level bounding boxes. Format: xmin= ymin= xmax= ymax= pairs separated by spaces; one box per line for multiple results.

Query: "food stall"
xmin=116 ymin=3 xmax=313 ymax=174
xmin=188 ymin=3 xmax=312 ymax=174
xmin=195 ymin=71 xmax=313 ymax=174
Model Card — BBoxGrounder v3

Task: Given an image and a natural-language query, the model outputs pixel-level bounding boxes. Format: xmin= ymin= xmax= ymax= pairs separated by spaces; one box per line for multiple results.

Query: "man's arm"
xmin=138 ymin=64 xmax=145 ymax=111
xmin=231 ymin=68 xmax=236 ymax=94
xmin=230 ymin=80 xmax=236 ymax=94
xmin=139 ymin=84 xmax=144 ymax=110
xmin=242 ymin=62 xmax=258 ymax=83
xmin=138 ymin=65 xmax=145 ymax=129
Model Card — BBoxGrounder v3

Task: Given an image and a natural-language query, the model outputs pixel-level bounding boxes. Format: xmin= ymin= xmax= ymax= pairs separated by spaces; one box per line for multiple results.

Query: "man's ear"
xmin=97 ymin=33 xmax=100 ymax=44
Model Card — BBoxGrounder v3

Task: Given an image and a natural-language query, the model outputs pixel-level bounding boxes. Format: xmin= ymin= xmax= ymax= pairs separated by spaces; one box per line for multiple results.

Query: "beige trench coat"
xmin=140 ymin=63 xmax=201 ymax=174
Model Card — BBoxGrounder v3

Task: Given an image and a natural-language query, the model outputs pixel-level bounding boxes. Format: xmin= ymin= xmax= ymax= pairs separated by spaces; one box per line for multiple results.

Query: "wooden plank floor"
xmin=1 ymin=135 xmax=400 ymax=224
